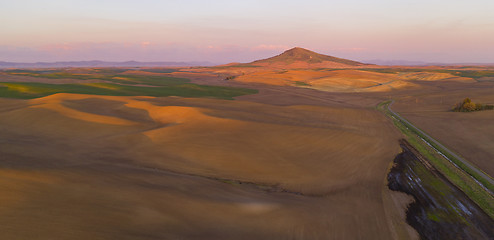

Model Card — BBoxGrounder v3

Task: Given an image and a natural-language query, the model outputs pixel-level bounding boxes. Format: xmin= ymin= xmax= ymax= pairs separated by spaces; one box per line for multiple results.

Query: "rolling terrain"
xmin=0 ymin=92 xmax=404 ymax=239
xmin=392 ymin=86 xmax=494 ymax=177
xmin=206 ymin=48 xmax=479 ymax=93
xmin=1 ymin=48 xmax=494 ymax=239
xmin=246 ymin=47 xmax=367 ymax=69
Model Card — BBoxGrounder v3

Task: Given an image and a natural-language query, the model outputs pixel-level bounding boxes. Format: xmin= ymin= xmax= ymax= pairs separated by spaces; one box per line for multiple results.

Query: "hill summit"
xmin=249 ymin=47 xmax=367 ymax=69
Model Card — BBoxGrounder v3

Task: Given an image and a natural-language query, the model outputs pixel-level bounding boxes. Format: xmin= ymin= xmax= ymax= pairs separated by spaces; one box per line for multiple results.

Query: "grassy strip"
xmin=378 ymin=101 xmax=494 ymax=219
xmin=294 ymin=81 xmax=311 ymax=86
xmin=383 ymin=101 xmax=494 ymax=192
xmin=0 ymin=70 xmax=258 ymax=99
xmin=0 ymin=82 xmax=258 ymax=100
xmin=3 ymin=70 xmax=190 ymax=86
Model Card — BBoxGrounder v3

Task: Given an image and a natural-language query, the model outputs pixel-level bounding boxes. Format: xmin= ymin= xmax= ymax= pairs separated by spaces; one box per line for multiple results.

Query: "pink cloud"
xmin=38 ymin=43 xmax=74 ymax=51
xmin=196 ymin=44 xmax=244 ymax=53
xmin=331 ymin=47 xmax=367 ymax=52
xmin=140 ymin=41 xmax=151 ymax=48
xmin=38 ymin=42 xmax=118 ymax=52
xmin=251 ymin=44 xmax=290 ymax=51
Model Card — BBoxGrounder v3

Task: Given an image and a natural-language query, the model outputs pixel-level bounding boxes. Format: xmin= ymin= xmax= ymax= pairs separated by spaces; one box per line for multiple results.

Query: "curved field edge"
xmin=381 ymin=160 xmax=418 ymax=240
xmin=0 ymin=82 xmax=258 ymax=100
xmin=388 ymin=140 xmax=494 ymax=239
xmin=2 ymin=70 xmax=191 ymax=86
xmin=377 ymin=101 xmax=494 ymax=220
xmin=360 ymin=68 xmax=494 ymax=80
xmin=382 ymin=101 xmax=494 ymax=191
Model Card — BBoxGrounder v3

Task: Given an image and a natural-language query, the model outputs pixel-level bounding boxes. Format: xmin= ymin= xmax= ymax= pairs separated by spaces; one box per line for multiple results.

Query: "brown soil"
xmin=3 ymin=64 xmax=492 ymax=239
xmin=230 ymin=69 xmax=462 ymax=92
xmin=0 ymin=91 xmax=405 ymax=239
xmin=391 ymin=82 xmax=494 ymax=176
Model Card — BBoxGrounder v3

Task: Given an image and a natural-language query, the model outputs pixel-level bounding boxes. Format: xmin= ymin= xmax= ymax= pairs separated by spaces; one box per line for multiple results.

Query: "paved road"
xmin=387 ymin=100 xmax=494 ymax=189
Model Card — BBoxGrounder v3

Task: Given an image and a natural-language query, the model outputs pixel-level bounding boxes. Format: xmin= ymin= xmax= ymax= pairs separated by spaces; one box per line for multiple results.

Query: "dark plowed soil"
xmin=388 ymin=140 xmax=494 ymax=240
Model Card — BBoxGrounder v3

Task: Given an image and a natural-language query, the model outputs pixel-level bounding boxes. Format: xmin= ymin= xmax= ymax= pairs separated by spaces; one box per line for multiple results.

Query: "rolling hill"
xmin=217 ymin=47 xmax=473 ymax=92
xmin=246 ymin=47 xmax=369 ymax=69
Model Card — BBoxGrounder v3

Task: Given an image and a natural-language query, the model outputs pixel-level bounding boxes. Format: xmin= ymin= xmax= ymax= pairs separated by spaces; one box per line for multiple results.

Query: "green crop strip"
xmin=0 ymin=82 xmax=258 ymax=100
xmin=377 ymin=101 xmax=494 ymax=220
xmin=0 ymin=70 xmax=258 ymax=100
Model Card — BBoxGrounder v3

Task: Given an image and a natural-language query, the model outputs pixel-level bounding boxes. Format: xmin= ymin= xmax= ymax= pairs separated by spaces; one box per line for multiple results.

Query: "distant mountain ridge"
xmin=0 ymin=60 xmax=214 ymax=69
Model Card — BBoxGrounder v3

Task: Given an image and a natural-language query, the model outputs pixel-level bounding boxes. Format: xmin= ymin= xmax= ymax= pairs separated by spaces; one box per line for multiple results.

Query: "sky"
xmin=1 ymin=0 xmax=494 ymax=63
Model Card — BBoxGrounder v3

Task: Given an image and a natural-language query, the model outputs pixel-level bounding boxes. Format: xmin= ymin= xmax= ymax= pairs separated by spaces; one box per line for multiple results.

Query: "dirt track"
xmin=387 ymin=100 xmax=494 ymax=187
xmin=391 ymin=82 xmax=494 ymax=177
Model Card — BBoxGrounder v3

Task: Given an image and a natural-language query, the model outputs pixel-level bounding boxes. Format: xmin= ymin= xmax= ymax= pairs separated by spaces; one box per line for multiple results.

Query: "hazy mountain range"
xmin=1 ymin=53 xmax=493 ymax=69
xmin=0 ymin=60 xmax=215 ymax=69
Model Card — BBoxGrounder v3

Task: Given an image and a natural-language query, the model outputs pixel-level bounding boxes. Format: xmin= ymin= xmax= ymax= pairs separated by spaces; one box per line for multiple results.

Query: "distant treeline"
xmin=452 ymin=98 xmax=494 ymax=112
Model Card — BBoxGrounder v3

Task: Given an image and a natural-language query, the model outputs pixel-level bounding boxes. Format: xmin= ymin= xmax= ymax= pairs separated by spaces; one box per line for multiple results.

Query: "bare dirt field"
xmin=0 ymin=90 xmax=408 ymax=239
xmin=2 ymin=62 xmax=494 ymax=239
xmin=391 ymin=81 xmax=494 ymax=177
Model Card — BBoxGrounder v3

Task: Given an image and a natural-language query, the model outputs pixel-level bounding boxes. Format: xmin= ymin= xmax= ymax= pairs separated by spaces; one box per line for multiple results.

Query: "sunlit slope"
xmin=0 ymin=69 xmax=258 ymax=99
xmin=235 ymin=69 xmax=417 ymax=92
xmin=0 ymin=93 xmax=395 ymax=192
xmin=392 ymin=90 xmax=494 ymax=177
xmin=234 ymin=68 xmax=478 ymax=92
xmin=247 ymin=47 xmax=367 ymax=69
xmin=0 ymin=93 xmax=402 ymax=239
xmin=211 ymin=48 xmax=481 ymax=92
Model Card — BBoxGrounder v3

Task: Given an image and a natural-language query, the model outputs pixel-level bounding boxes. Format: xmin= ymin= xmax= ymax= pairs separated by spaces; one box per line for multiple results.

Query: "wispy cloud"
xmin=331 ymin=47 xmax=367 ymax=52
xmin=251 ymin=44 xmax=290 ymax=51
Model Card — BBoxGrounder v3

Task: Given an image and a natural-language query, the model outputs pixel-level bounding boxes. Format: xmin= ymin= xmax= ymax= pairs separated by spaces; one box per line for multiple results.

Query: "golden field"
xmin=2 ymin=48 xmax=494 ymax=239
xmin=0 ymin=91 xmax=413 ymax=239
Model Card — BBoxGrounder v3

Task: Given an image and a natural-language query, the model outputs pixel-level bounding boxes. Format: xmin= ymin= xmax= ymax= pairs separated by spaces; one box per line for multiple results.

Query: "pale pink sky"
xmin=1 ymin=0 xmax=494 ymax=63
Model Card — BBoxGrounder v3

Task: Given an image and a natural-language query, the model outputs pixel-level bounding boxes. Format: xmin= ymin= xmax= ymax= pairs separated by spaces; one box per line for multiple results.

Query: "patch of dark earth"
xmin=388 ymin=139 xmax=494 ymax=240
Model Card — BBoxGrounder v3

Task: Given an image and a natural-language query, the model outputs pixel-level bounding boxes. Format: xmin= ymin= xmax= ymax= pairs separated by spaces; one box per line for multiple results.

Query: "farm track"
xmin=387 ymin=100 xmax=494 ymax=189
